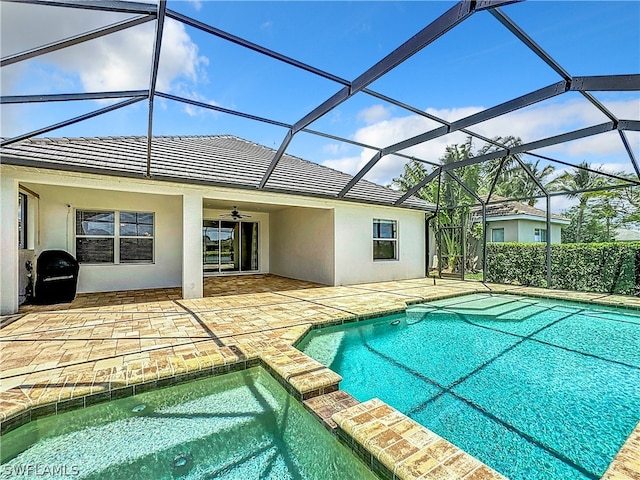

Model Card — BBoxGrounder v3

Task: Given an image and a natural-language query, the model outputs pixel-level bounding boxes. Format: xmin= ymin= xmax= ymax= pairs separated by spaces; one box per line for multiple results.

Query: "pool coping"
xmin=1 ymin=279 xmax=638 ymax=480
xmin=295 ymin=287 xmax=640 ymax=480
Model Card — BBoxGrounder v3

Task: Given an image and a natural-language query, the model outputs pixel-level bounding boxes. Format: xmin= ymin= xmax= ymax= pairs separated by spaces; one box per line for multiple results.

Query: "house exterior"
xmin=614 ymin=227 xmax=640 ymax=242
xmin=1 ymin=135 xmax=433 ymax=315
xmin=481 ymin=200 xmax=570 ymax=244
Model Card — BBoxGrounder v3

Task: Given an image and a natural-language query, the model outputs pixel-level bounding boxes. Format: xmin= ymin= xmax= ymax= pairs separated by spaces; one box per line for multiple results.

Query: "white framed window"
xmin=534 ymin=228 xmax=547 ymax=242
xmin=491 ymin=228 xmax=505 ymax=243
xmin=75 ymin=210 xmax=154 ymax=264
xmin=373 ymin=219 xmax=398 ymax=260
xmin=18 ymin=192 xmax=27 ymax=249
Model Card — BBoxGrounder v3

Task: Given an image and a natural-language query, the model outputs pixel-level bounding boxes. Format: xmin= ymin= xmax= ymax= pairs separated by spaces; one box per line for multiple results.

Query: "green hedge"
xmin=485 ymin=242 xmax=640 ymax=296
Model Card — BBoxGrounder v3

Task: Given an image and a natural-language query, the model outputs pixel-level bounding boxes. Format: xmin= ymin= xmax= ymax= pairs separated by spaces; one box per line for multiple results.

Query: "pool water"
xmin=0 ymin=368 xmax=377 ymax=480
xmin=298 ymin=293 xmax=640 ymax=480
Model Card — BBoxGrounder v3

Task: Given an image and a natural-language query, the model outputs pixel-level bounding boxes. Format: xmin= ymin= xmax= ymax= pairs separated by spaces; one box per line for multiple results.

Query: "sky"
xmin=1 ymin=0 xmax=639 ymax=207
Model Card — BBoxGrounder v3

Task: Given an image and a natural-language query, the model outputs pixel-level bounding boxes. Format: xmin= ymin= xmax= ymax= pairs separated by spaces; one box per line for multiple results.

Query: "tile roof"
xmin=472 ymin=196 xmax=570 ymax=223
xmin=1 ymin=135 xmax=433 ymax=211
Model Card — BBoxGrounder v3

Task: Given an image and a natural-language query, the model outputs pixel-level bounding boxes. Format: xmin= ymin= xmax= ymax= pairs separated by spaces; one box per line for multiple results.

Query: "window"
xmin=18 ymin=192 xmax=27 ymax=249
xmin=373 ymin=219 xmax=398 ymax=260
xmin=119 ymin=212 xmax=154 ymax=263
xmin=491 ymin=228 xmax=505 ymax=243
xmin=76 ymin=210 xmax=154 ymax=264
xmin=534 ymin=228 xmax=547 ymax=242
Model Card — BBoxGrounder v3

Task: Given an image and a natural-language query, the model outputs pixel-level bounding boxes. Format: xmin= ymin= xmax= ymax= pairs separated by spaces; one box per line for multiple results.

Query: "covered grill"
xmin=34 ymin=250 xmax=80 ymax=305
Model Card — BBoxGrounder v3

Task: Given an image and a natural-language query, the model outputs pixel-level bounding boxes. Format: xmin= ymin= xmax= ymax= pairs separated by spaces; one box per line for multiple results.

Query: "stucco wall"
xmin=487 ymin=220 xmax=519 ymax=242
xmin=269 ymin=207 xmax=334 ymax=285
xmin=31 ymin=184 xmax=183 ymax=293
xmin=486 ymin=219 xmax=564 ymax=244
xmin=2 ymin=164 xmax=431 ymax=312
xmin=517 ymin=219 xmax=563 ymax=244
xmin=1 ymin=175 xmax=19 ymax=314
xmin=334 ymin=204 xmax=425 ymax=285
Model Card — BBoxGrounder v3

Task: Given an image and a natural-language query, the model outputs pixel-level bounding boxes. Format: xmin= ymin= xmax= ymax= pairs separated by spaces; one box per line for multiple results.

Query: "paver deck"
xmin=1 ymin=275 xmax=637 ymax=479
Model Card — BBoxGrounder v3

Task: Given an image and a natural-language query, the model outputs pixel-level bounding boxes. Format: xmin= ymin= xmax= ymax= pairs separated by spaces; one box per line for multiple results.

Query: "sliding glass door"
xmin=241 ymin=222 xmax=259 ymax=271
xmin=203 ymin=220 xmax=258 ymax=273
xmin=219 ymin=221 xmax=239 ymax=272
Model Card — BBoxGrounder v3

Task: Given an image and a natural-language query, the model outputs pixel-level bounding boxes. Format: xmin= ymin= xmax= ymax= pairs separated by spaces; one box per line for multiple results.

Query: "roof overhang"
xmin=2 ymin=154 xmax=436 ymax=213
xmin=485 ymin=214 xmax=571 ymax=225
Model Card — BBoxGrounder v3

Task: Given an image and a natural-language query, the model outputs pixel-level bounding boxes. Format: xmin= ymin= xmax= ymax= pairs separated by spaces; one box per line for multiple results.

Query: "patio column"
xmin=182 ymin=193 xmax=203 ymax=299
xmin=1 ymin=175 xmax=19 ymax=314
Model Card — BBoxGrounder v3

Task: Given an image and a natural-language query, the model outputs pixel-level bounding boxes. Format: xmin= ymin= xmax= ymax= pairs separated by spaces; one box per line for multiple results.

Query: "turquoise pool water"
xmin=1 ymin=368 xmax=376 ymax=480
xmin=298 ymin=293 xmax=640 ymax=480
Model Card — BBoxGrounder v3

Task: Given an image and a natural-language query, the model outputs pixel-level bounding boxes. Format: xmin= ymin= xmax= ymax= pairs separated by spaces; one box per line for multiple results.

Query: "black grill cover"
xmin=34 ymin=250 xmax=80 ymax=305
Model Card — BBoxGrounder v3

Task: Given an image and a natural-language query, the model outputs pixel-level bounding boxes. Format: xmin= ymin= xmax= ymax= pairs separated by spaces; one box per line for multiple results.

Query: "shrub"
xmin=485 ymin=242 xmax=640 ymax=296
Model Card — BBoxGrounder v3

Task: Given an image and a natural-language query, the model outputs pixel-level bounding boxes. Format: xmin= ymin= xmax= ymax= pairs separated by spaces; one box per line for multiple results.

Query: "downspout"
xmin=482 ymin=202 xmax=487 ymax=283
xmin=425 ymin=211 xmax=437 ymax=277
xmin=546 ymin=194 xmax=552 ymax=288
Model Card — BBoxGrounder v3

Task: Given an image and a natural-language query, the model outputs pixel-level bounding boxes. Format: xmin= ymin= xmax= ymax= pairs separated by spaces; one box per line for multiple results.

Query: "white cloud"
xmin=592 ymin=162 xmax=637 ymax=176
xmin=321 ymin=98 xmax=640 ymax=186
xmin=1 ymin=4 xmax=208 ymax=93
xmin=179 ymin=90 xmax=219 ymax=117
xmin=187 ymin=0 xmax=203 ymax=11
xmin=321 ymin=112 xmax=471 ymax=183
xmin=536 ymin=196 xmax=579 ymax=213
xmin=321 ymin=156 xmax=363 ymax=175
xmin=0 ymin=3 xmax=212 ymax=136
xmin=47 ymin=19 xmax=208 ymax=93
xmin=424 ymin=106 xmax=485 ymax=123
xmin=322 ymin=143 xmax=350 ymax=155
xmin=357 ymin=104 xmax=392 ymax=124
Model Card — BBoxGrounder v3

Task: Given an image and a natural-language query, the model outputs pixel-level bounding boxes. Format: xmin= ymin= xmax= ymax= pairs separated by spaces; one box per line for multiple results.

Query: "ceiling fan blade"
xmin=219 ymin=206 xmax=251 ymax=220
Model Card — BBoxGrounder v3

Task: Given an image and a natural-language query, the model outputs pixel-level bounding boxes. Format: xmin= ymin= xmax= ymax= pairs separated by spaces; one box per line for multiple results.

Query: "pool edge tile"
xmin=332 ymin=399 xmax=507 ymax=480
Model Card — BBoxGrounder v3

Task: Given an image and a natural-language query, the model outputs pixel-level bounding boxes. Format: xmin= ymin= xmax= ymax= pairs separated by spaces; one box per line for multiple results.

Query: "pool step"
xmin=332 ymin=398 xmax=506 ymax=480
xmin=259 ymin=344 xmax=341 ymax=401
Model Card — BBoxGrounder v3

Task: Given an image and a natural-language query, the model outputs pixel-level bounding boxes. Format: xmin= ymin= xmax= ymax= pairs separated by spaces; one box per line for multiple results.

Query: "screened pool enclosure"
xmin=1 ymin=0 xmax=639 ymax=293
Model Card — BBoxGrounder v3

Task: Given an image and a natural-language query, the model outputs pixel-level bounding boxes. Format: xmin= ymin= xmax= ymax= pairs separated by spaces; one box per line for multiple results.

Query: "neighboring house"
xmin=614 ymin=227 xmax=640 ymax=242
xmin=1 ymin=135 xmax=433 ymax=314
xmin=427 ymin=199 xmax=570 ymax=272
xmin=478 ymin=199 xmax=570 ymax=244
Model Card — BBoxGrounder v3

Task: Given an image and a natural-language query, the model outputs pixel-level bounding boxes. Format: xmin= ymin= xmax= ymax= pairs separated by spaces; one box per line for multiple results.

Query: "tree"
xmin=611 ymin=181 xmax=640 ymax=226
xmin=478 ymin=138 xmax=557 ymax=205
xmin=391 ymin=159 xmax=435 ymax=202
xmin=496 ymin=159 xmax=555 ymax=206
xmin=561 ymin=204 xmax=609 ymax=243
xmin=592 ymin=198 xmax=618 ymax=241
xmin=548 ymin=161 xmax=609 ymax=243
xmin=393 ymin=137 xmax=481 ymax=273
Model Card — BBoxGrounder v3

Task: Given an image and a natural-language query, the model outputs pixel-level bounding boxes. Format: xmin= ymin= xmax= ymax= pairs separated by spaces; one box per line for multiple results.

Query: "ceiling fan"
xmin=220 ymin=206 xmax=251 ymax=220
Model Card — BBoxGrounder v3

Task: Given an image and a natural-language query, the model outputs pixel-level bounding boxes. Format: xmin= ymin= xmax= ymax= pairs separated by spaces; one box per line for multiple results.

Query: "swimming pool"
xmin=1 ymin=368 xmax=377 ymax=480
xmin=298 ymin=293 xmax=640 ymax=480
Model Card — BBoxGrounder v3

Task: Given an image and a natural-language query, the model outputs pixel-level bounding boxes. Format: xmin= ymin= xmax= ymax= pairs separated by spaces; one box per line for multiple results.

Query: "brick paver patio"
xmin=1 ymin=275 xmax=637 ymax=479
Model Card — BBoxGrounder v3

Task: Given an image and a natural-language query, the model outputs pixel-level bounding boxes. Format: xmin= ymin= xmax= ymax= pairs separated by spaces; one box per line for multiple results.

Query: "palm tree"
xmin=435 ymin=138 xmax=478 ymax=273
xmin=497 ymin=159 xmax=556 ymax=206
xmin=391 ymin=159 xmax=435 ymax=202
xmin=548 ymin=161 xmax=608 ymax=242
xmin=393 ymin=137 xmax=479 ymax=273
xmin=478 ymin=136 xmax=523 ymax=196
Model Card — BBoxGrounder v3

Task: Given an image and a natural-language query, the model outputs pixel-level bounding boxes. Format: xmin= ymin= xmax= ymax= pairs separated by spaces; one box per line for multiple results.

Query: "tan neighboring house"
xmin=1 ymin=135 xmax=434 ymax=315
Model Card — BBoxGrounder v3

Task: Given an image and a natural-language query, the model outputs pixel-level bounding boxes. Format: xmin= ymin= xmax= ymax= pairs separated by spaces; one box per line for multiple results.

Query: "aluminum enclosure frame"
xmin=1 ymin=0 xmax=639 ymax=289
